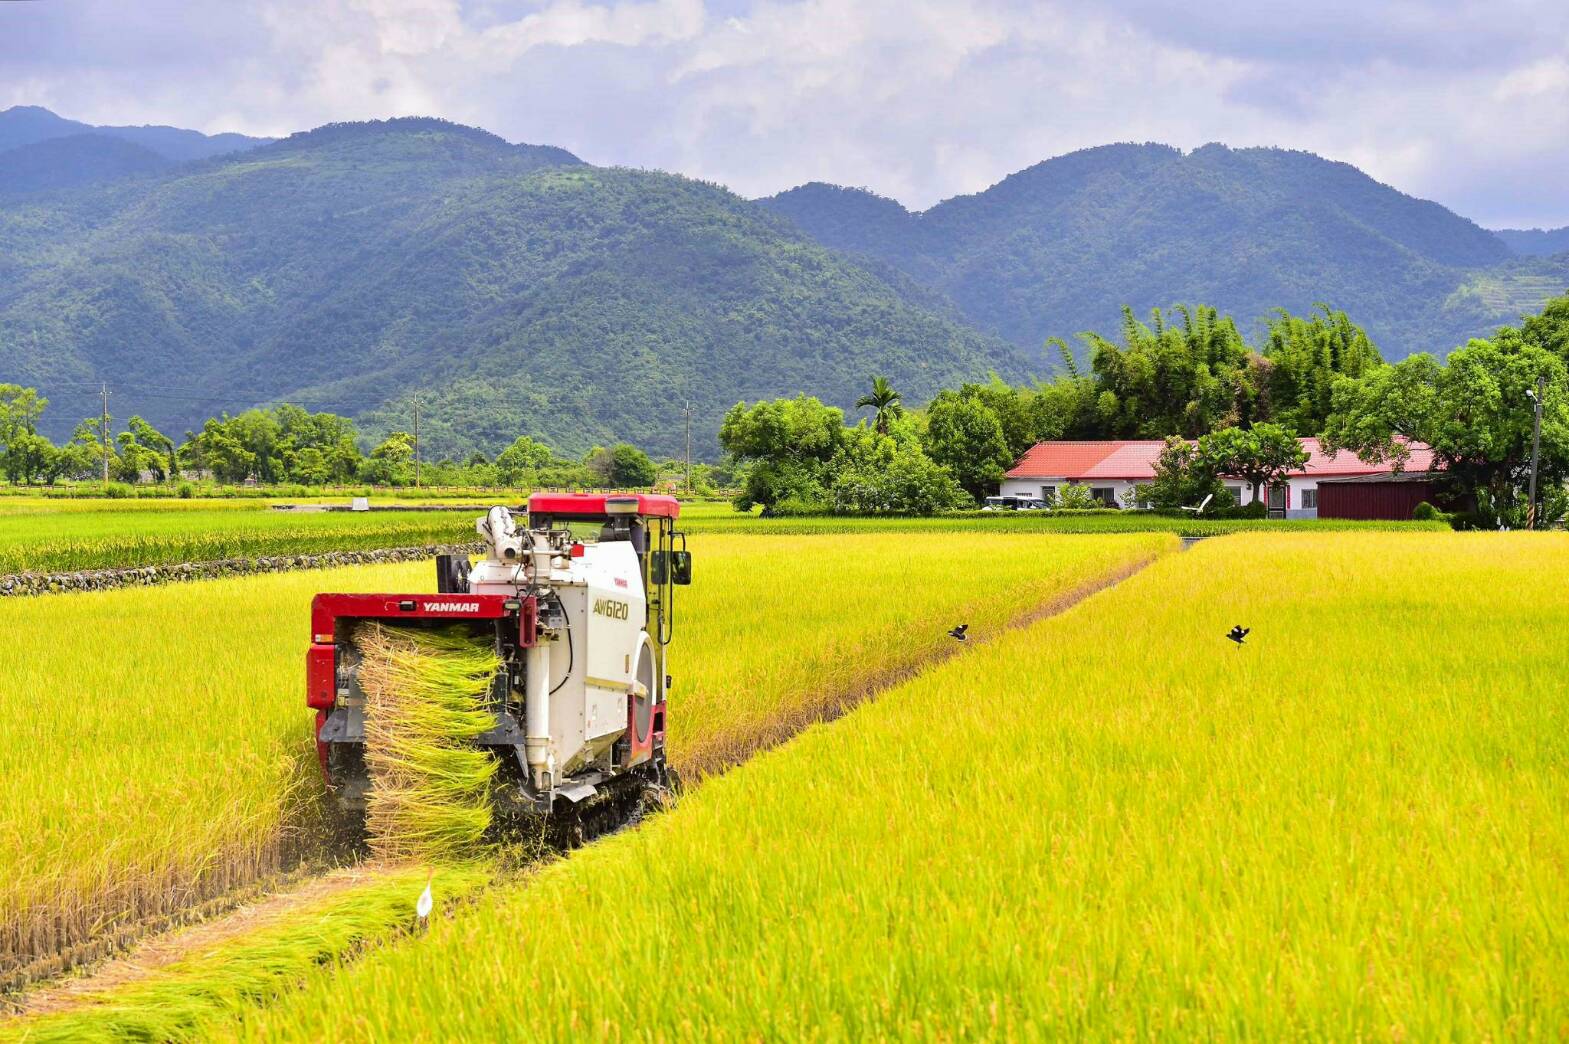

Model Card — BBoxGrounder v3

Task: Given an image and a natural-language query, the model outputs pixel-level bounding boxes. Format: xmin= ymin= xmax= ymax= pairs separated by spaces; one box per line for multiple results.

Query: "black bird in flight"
xmin=948 ymin=623 xmax=969 ymax=642
xmin=1226 ymin=625 xmax=1250 ymax=647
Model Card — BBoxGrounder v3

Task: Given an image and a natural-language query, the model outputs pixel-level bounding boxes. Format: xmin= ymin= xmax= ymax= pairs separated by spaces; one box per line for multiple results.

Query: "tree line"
xmin=0 ymin=398 xmax=687 ymax=493
xmin=720 ymin=296 xmax=1569 ymax=525
xmin=5 ymin=294 xmax=1563 ymax=521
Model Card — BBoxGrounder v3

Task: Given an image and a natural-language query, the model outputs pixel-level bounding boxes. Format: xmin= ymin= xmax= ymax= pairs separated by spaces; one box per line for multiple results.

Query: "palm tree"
xmin=856 ymin=375 xmax=904 ymax=435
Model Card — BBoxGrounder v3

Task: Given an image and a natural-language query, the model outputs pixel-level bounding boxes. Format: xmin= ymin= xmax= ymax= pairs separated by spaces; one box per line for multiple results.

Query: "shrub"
xmin=1053 ymin=484 xmax=1101 ymax=510
xmin=176 ymin=482 xmax=195 ymax=499
xmin=1212 ymin=500 xmax=1268 ymax=519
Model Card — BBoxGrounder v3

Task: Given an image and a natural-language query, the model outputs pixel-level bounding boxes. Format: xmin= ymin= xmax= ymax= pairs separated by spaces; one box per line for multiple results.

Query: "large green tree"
xmin=1083 ymin=305 xmax=1257 ymax=437
xmin=0 ymin=385 xmax=50 ymax=484
xmin=922 ymin=390 xmax=1013 ymax=501
xmin=0 ymin=385 xmax=47 ymax=448
xmin=275 ymin=405 xmax=361 ymax=483
xmin=362 ymin=431 xmax=415 ymax=485
xmin=608 ymin=443 xmax=657 ymax=487
xmin=1262 ymin=305 xmax=1383 ymax=434
xmin=495 ymin=435 xmax=554 ymax=485
xmin=719 ymin=396 xmax=847 ymax=513
xmin=1198 ymin=423 xmax=1309 ymax=503
xmin=1 ymin=432 xmax=59 ymax=485
xmin=1323 ymin=315 xmax=1569 ymax=518
xmin=830 ymin=426 xmax=966 ymax=514
xmin=114 ymin=416 xmax=176 ymax=483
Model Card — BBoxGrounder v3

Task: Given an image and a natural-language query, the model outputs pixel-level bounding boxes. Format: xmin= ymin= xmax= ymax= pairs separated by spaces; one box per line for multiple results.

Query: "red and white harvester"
xmin=307 ymin=493 xmax=691 ymax=838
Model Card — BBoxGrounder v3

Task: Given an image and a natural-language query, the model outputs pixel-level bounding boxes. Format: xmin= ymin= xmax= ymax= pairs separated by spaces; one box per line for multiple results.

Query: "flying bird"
xmin=415 ymin=869 xmax=434 ymax=926
xmin=948 ymin=623 xmax=969 ymax=642
xmin=1226 ymin=625 xmax=1250 ymax=647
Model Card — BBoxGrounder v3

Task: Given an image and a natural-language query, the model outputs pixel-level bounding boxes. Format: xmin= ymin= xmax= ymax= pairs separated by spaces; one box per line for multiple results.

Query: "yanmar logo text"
xmin=422 ymin=601 xmax=480 ymax=613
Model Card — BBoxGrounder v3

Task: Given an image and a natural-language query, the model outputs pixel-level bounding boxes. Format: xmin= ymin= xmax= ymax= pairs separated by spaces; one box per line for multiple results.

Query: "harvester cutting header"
xmin=307 ymin=493 xmax=691 ymax=836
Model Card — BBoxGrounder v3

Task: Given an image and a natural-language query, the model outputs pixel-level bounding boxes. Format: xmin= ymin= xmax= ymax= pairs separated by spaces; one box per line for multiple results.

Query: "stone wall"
xmin=0 ymin=543 xmax=482 ymax=597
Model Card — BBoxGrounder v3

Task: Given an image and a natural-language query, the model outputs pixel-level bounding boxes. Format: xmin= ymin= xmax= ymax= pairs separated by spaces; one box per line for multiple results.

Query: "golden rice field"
xmin=205 ymin=532 xmax=1566 ymax=1041
xmin=0 ymin=531 xmax=1161 ymax=988
xmin=667 ymin=531 xmax=1168 ymax=775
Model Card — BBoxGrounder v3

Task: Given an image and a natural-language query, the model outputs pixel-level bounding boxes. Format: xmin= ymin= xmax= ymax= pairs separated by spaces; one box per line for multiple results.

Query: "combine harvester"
xmin=306 ymin=493 xmax=692 ymax=844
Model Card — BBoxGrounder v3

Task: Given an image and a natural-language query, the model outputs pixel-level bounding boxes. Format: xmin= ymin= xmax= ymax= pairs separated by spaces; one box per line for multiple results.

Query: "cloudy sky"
xmin=3 ymin=0 xmax=1567 ymax=227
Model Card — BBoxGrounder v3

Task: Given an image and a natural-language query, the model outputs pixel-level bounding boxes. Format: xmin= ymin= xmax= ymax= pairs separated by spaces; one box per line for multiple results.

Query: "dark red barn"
xmin=1316 ymin=472 xmax=1441 ymax=520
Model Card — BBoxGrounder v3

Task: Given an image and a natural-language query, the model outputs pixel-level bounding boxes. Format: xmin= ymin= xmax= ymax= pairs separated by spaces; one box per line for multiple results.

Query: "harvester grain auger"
xmin=307 ymin=493 xmax=691 ymax=845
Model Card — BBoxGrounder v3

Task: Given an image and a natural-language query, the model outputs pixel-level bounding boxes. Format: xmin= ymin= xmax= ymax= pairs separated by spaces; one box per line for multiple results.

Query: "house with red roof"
xmin=1000 ymin=438 xmax=1437 ymax=518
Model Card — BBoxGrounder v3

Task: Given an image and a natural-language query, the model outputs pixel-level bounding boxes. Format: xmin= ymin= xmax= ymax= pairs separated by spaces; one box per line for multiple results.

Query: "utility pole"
xmin=100 ymin=383 xmax=110 ymax=487
xmin=412 ymin=400 xmax=421 ymax=488
xmin=682 ymin=400 xmax=693 ymax=496
xmin=1527 ymin=374 xmax=1545 ymax=529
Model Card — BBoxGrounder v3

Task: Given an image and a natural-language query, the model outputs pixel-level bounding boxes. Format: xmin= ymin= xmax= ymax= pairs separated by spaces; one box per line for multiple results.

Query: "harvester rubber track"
xmin=547 ymin=762 xmax=676 ymax=849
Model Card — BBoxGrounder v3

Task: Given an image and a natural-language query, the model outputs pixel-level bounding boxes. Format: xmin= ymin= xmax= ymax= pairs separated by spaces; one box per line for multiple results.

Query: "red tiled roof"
xmin=1005 ymin=437 xmax=1436 ymax=480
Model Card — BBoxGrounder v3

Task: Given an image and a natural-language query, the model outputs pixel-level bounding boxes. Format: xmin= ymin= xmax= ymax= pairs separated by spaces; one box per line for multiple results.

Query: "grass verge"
xmin=680 ymin=511 xmax=1452 ymax=536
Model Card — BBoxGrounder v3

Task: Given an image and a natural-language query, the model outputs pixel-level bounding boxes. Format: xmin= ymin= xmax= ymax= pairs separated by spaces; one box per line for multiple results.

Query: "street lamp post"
xmin=682 ymin=400 xmax=693 ymax=497
xmin=1526 ymin=375 xmax=1545 ymax=529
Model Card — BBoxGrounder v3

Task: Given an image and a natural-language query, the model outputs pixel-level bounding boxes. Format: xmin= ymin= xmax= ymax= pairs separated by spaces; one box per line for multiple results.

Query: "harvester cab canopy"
xmin=526 ymin=493 xmax=691 ymax=595
xmin=525 ymin=492 xmax=681 ymax=522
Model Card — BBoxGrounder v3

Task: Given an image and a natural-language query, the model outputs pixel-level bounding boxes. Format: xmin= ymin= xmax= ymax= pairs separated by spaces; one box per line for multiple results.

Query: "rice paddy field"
xmin=2 ymin=504 xmax=1563 ymax=1041
xmin=0 ymin=528 xmax=1161 ymax=995
xmin=211 ymin=532 xmax=1565 ymax=1040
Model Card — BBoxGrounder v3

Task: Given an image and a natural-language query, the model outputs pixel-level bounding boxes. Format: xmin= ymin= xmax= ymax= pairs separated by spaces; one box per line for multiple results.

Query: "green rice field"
xmin=0 ymin=510 xmax=478 ymax=574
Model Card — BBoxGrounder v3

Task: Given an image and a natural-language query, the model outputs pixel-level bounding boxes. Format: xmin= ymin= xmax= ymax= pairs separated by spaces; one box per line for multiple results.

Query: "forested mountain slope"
xmin=0 ymin=117 xmax=1026 ymax=458
xmin=761 ymin=143 xmax=1568 ymax=359
xmin=0 ymin=134 xmax=173 ymax=199
xmin=0 ymin=105 xmax=273 ymax=161
xmin=1495 ymin=226 xmax=1569 ymax=257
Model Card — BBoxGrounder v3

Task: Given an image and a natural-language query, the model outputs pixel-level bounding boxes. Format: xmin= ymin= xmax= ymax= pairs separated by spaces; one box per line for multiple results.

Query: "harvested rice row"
xmin=354 ymin=625 xmax=502 ymax=862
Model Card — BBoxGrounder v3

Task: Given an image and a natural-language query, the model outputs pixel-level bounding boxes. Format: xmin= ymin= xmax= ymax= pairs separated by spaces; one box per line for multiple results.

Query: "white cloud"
xmin=1495 ymin=58 xmax=1569 ymax=100
xmin=1 ymin=0 xmax=1566 ymax=226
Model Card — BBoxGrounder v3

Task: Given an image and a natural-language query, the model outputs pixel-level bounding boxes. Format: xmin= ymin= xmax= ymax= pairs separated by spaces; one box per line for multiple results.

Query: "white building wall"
xmin=1000 ymin=474 xmax=1324 ymax=517
xmin=998 ymin=477 xmax=1145 ymax=507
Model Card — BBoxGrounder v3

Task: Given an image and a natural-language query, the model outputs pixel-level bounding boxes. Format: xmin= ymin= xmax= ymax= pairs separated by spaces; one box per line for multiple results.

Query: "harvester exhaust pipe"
xmin=525 ymin=641 xmax=552 ymax=790
xmin=525 ymin=542 xmax=557 ymax=791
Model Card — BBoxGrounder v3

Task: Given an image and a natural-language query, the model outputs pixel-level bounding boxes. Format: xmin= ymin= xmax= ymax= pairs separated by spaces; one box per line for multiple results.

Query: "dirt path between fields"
xmin=4 ymin=542 xmax=1173 ymax=1022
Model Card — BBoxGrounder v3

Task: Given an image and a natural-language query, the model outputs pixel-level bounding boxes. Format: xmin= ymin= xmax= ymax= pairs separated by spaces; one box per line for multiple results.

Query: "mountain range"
xmin=0 ymin=105 xmax=1564 ymax=459
xmin=0 ymin=111 xmax=1021 ymax=458
xmin=759 ymin=144 xmax=1568 ymax=362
